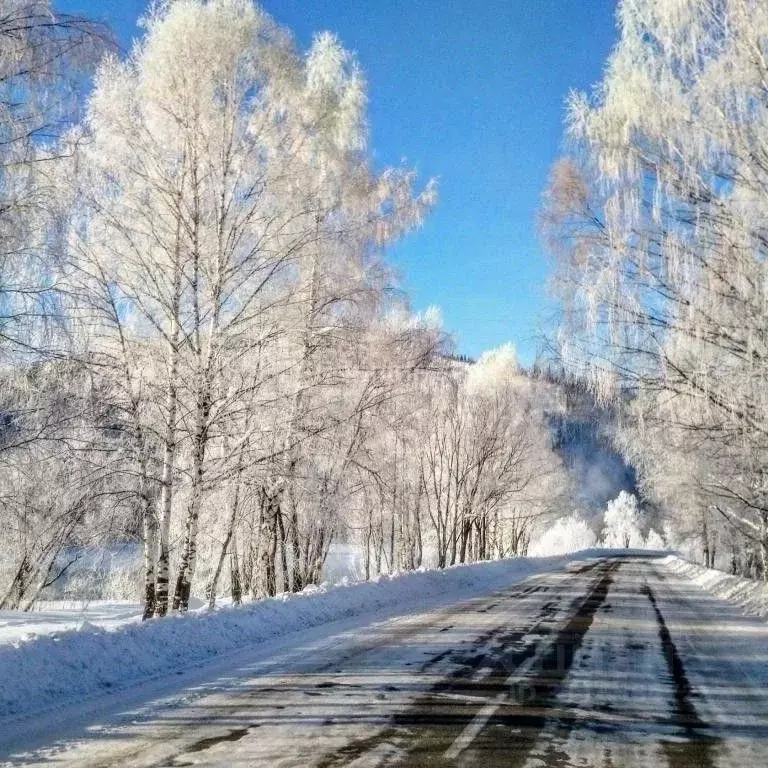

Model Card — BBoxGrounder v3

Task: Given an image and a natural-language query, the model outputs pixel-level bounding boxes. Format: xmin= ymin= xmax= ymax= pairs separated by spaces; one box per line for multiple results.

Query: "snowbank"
xmin=662 ymin=555 xmax=768 ymax=618
xmin=0 ymin=551 xmax=614 ymax=722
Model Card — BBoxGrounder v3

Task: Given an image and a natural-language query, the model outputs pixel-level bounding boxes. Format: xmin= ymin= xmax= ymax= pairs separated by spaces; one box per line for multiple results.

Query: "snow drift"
xmin=662 ymin=555 xmax=768 ymax=619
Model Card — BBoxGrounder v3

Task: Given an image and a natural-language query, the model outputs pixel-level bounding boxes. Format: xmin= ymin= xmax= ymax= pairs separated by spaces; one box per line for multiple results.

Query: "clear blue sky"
xmin=56 ymin=0 xmax=618 ymax=364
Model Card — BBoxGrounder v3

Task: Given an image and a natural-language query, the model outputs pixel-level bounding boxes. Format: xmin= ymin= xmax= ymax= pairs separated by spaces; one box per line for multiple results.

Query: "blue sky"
xmin=56 ymin=0 xmax=618 ymax=363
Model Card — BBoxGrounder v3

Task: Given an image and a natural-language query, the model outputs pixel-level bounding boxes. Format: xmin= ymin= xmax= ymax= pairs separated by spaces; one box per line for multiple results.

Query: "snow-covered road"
xmin=4 ymin=555 xmax=768 ymax=767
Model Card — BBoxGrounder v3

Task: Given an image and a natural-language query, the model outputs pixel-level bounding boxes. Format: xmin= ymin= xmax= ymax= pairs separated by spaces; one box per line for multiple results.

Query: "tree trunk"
xmin=133 ymin=423 xmax=157 ymax=621
xmin=375 ymin=517 xmax=384 ymax=575
xmin=256 ymin=487 xmax=278 ymax=597
xmin=364 ymin=506 xmax=372 ymax=580
xmin=230 ymin=526 xmax=243 ymax=604
xmin=154 ymin=339 xmax=180 ymax=617
xmin=153 ymin=244 xmax=182 ymax=617
xmin=459 ymin=514 xmax=470 ymax=563
xmin=206 ymin=462 xmax=244 ymax=609
xmin=172 ymin=424 xmax=207 ymax=612
xmin=141 ymin=491 xmax=158 ymax=620
xmin=701 ymin=510 xmax=711 ymax=568
xmin=414 ymin=490 xmax=423 ymax=568
xmin=277 ymin=510 xmax=289 ymax=593
xmin=388 ymin=511 xmax=395 ymax=574
xmin=243 ymin=502 xmax=259 ymax=597
xmin=290 ymin=503 xmax=303 ymax=592
xmin=0 ymin=555 xmax=32 ymax=610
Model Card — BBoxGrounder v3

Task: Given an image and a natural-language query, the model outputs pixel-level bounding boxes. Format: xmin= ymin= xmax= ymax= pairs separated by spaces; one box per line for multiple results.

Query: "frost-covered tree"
xmin=68 ymin=0 xmax=435 ymax=613
xmin=601 ymin=491 xmax=644 ymax=549
xmin=0 ymin=360 xmax=131 ymax=610
xmin=0 ymin=1 xmax=108 ymax=360
xmin=543 ymin=0 xmax=768 ymax=576
xmin=0 ymin=3 xmax=111 ymax=609
xmin=529 ymin=513 xmax=596 ymax=557
xmin=70 ymin=0 xmax=306 ymax=614
xmin=415 ymin=345 xmax=570 ymax=568
xmin=243 ymin=28 xmax=435 ymax=599
xmin=644 ymin=528 xmax=666 ymax=551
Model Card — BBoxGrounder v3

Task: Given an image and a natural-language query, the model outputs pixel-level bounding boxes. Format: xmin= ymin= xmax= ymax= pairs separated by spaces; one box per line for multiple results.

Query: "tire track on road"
xmin=641 ymin=582 xmax=720 ymax=768
xmin=443 ymin=558 xmax=621 ymax=767
xmin=313 ymin=581 xmax=565 ymax=767
xmin=317 ymin=559 xmax=619 ymax=767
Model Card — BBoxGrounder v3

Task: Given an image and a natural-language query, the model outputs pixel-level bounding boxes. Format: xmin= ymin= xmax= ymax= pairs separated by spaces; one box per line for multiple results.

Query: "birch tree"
xmin=239 ymin=31 xmax=435 ymax=598
xmin=72 ymin=0 xmax=435 ymax=613
xmin=74 ymin=0 xmax=306 ymax=613
xmin=543 ymin=0 xmax=768 ymax=575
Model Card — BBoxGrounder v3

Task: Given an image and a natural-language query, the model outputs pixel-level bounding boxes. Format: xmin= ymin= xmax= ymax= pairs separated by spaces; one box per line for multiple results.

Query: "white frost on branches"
xmin=601 ymin=491 xmax=644 ymax=549
xmin=529 ymin=514 xmax=597 ymax=557
xmin=544 ymin=0 xmax=768 ymax=576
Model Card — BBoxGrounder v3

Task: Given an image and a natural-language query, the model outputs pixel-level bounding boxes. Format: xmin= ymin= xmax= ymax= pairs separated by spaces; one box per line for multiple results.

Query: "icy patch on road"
xmin=662 ymin=555 xmax=768 ymax=618
xmin=0 ymin=550 xmax=620 ymax=723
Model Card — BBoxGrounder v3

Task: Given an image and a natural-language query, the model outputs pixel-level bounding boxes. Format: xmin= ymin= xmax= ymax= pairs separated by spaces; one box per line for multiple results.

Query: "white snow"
xmin=0 ymin=551 xmax=616 ymax=724
xmin=0 ymin=601 xmax=141 ymax=646
xmin=662 ymin=554 xmax=768 ymax=618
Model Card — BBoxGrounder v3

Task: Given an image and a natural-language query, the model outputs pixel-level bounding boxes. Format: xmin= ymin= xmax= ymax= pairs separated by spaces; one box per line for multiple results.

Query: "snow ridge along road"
xmin=5 ymin=553 xmax=768 ymax=767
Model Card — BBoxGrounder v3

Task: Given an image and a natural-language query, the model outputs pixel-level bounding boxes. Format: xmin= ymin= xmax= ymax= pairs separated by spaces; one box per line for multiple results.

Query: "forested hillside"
xmin=541 ymin=373 xmax=638 ymax=517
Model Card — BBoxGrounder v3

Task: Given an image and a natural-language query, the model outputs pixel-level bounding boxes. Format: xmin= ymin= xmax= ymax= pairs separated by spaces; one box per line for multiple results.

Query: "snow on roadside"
xmin=0 ymin=551 xmax=610 ymax=723
xmin=662 ymin=555 xmax=768 ymax=618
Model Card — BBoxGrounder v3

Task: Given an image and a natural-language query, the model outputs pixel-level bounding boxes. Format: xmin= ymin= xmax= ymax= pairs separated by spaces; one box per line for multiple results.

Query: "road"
xmin=4 ymin=555 xmax=768 ymax=767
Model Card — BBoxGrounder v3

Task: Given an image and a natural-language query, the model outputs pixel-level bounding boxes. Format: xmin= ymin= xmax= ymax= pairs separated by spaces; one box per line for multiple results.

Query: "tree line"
xmin=0 ymin=0 xmax=570 ymax=614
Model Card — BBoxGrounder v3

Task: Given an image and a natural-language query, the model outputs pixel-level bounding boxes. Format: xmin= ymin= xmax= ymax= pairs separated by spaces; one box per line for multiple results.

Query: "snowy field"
xmin=0 ymin=602 xmax=141 ymax=646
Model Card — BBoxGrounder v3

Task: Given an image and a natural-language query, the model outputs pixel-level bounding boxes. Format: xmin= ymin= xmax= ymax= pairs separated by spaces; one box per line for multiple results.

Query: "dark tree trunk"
xmin=256 ymin=487 xmax=278 ymax=598
xmin=230 ymin=529 xmax=242 ymax=605
xmin=290 ymin=505 xmax=303 ymax=592
xmin=277 ymin=510 xmax=289 ymax=593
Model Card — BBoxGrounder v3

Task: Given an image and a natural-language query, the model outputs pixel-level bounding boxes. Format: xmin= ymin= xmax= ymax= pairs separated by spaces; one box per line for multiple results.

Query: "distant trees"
xmin=399 ymin=346 xmax=570 ymax=569
xmin=527 ymin=490 xmax=664 ymax=556
xmin=543 ymin=0 xmax=768 ymax=577
xmin=529 ymin=513 xmax=596 ymax=557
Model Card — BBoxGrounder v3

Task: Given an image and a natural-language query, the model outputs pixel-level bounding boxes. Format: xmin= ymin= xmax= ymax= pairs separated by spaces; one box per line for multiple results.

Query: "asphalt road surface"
xmin=4 ymin=555 xmax=768 ymax=767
